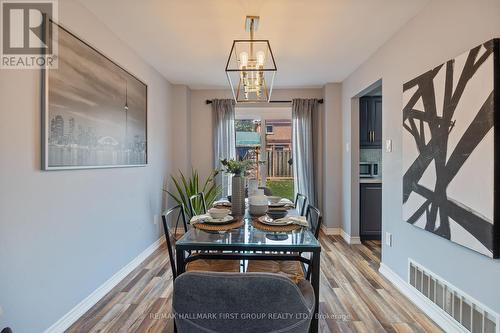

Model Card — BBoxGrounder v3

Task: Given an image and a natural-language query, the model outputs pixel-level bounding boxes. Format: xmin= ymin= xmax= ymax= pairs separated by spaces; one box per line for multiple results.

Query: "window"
xmin=266 ymin=125 xmax=273 ymax=134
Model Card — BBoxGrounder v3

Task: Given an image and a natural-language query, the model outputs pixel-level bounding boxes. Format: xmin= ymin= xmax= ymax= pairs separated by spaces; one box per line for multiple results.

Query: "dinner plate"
xmin=258 ymin=216 xmax=293 ymax=226
xmin=202 ymin=215 xmax=235 ymax=224
xmin=268 ymin=202 xmax=286 ymax=208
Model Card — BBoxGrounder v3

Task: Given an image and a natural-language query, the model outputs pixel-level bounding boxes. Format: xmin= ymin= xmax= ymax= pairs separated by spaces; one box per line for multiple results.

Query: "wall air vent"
xmin=409 ymin=260 xmax=499 ymax=333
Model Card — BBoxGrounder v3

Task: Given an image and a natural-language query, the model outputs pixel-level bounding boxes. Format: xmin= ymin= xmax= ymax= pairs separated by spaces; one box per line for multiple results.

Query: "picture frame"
xmin=41 ymin=21 xmax=148 ymax=170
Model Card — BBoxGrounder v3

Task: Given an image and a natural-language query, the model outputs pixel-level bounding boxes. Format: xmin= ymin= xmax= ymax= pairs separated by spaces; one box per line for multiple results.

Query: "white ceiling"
xmin=80 ymin=0 xmax=429 ymax=89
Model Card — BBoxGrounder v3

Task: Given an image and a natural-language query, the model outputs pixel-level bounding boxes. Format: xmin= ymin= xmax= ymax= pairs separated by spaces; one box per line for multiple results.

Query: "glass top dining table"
xmin=176 ymin=210 xmax=321 ymax=252
xmin=174 ymin=208 xmax=322 ymax=333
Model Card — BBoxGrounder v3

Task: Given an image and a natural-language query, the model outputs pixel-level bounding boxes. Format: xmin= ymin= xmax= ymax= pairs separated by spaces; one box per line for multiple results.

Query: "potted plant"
xmin=166 ymin=169 xmax=221 ymax=219
xmin=220 ymin=159 xmax=253 ymax=216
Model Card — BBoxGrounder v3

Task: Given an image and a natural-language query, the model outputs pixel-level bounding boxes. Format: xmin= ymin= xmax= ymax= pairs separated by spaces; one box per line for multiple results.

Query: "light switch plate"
xmin=385 ymin=232 xmax=392 ymax=247
xmin=385 ymin=139 xmax=392 ymax=152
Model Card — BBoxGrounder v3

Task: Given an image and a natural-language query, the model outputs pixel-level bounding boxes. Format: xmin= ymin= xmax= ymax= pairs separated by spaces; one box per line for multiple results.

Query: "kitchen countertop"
xmin=359 ymin=178 xmax=382 ymax=184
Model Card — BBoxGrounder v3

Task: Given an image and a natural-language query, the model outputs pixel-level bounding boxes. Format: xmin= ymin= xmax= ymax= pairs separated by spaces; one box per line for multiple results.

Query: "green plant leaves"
xmin=166 ymin=169 xmax=222 ymax=219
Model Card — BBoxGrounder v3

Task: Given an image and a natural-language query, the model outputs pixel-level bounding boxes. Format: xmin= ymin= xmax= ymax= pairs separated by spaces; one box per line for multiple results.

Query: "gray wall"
xmin=340 ymin=0 xmax=500 ymax=312
xmin=322 ymin=84 xmax=343 ymax=229
xmin=0 ymin=1 xmax=175 ymax=332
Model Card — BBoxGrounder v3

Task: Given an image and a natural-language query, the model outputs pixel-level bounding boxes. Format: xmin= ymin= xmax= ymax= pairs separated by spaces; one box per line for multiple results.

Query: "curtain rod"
xmin=205 ymin=99 xmax=324 ymax=105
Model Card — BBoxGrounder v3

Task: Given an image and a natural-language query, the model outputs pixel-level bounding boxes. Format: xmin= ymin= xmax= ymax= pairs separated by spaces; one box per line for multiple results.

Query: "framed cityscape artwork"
xmin=42 ymin=21 xmax=147 ymax=170
xmin=402 ymin=39 xmax=499 ymax=258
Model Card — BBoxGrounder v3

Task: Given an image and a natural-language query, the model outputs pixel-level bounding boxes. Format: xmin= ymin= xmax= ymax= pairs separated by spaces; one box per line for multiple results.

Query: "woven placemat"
xmin=251 ymin=219 xmax=302 ymax=232
xmin=193 ymin=219 xmax=244 ymax=231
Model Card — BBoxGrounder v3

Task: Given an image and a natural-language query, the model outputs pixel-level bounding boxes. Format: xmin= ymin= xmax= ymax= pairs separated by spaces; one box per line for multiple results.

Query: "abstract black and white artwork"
xmin=42 ymin=22 xmax=147 ymax=170
xmin=402 ymin=39 xmax=499 ymax=258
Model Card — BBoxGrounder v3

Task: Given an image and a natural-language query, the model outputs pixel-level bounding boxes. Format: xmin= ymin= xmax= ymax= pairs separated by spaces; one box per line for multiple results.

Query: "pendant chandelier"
xmin=225 ymin=16 xmax=277 ymax=103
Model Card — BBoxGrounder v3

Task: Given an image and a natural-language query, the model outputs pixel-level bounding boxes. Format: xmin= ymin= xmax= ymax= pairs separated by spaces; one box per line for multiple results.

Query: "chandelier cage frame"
xmin=225 ymin=37 xmax=277 ymax=103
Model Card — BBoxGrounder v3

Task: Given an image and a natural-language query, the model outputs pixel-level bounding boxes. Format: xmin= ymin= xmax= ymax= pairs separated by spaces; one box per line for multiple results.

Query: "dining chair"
xmin=258 ymin=186 xmax=273 ymax=196
xmin=294 ymin=193 xmax=307 ymax=216
xmin=247 ymin=204 xmax=322 ymax=282
xmin=304 ymin=205 xmax=322 ymax=280
xmin=161 ymin=204 xmax=239 ymax=279
xmin=188 ymin=192 xmax=207 ymax=217
xmin=173 ymin=272 xmax=315 ymax=333
xmin=305 ymin=205 xmax=322 ymax=239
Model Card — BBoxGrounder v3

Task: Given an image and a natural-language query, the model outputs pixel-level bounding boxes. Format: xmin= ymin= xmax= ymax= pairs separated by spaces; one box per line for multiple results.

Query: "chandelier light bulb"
xmin=256 ymin=51 xmax=265 ymax=66
xmin=239 ymin=52 xmax=249 ymax=68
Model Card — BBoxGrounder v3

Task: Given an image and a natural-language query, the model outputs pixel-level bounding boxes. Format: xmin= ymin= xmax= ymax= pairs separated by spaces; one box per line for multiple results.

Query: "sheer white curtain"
xmin=292 ymin=99 xmax=319 ymax=206
xmin=212 ymin=99 xmax=236 ymax=198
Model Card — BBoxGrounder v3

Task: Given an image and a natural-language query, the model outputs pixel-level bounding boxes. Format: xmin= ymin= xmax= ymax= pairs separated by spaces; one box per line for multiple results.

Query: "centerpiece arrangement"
xmin=220 ymin=159 xmax=253 ymax=216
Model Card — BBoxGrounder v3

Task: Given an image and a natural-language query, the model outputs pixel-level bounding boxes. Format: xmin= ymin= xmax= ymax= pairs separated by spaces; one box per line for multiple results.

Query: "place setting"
xmin=190 ymin=208 xmax=243 ymax=232
xmin=249 ymin=194 xmax=308 ymax=232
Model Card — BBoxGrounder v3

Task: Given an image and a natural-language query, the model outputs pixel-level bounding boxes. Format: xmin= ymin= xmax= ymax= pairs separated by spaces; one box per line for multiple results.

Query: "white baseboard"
xmin=379 ymin=263 xmax=466 ymax=333
xmin=321 ymin=225 xmax=361 ymax=244
xmin=320 ymin=225 xmax=341 ymax=235
xmin=44 ymin=237 xmax=165 ymax=333
xmin=340 ymin=229 xmax=361 ymax=244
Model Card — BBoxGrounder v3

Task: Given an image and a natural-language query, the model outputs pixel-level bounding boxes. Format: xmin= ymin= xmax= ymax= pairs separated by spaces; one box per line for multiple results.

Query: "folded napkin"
xmin=274 ymin=216 xmax=308 ymax=227
xmin=279 ymin=198 xmax=295 ymax=208
xmin=190 ymin=214 xmax=211 ymax=225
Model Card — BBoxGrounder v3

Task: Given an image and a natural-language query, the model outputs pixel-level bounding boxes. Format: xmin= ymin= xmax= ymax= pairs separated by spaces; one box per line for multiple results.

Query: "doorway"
xmin=349 ymin=80 xmax=383 ymax=252
xmin=234 ymin=107 xmax=295 ymax=201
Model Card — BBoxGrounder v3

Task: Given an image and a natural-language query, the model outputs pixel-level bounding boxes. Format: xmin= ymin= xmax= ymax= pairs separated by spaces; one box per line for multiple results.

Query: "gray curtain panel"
xmin=212 ymin=99 xmax=236 ymax=198
xmin=292 ymin=99 xmax=319 ymax=206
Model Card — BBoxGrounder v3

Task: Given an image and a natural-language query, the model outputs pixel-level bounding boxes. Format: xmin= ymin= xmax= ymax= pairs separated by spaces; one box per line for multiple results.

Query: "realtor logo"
xmin=1 ymin=0 xmax=58 ymax=69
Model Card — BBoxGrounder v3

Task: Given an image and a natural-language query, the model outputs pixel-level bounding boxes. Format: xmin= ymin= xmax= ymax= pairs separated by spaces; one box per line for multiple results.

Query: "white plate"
xmin=268 ymin=202 xmax=286 ymax=208
xmin=258 ymin=216 xmax=293 ymax=226
xmin=202 ymin=215 xmax=234 ymax=224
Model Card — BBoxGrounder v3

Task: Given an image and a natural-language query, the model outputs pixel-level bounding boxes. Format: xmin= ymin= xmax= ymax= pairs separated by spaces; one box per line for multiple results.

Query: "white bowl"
xmin=249 ymin=204 xmax=268 ymax=216
xmin=267 ymin=196 xmax=282 ymax=204
xmin=208 ymin=208 xmax=230 ymax=219
xmin=249 ymin=195 xmax=268 ymax=206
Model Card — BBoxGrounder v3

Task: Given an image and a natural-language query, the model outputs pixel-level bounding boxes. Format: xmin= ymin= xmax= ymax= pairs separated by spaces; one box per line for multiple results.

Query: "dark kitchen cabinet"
xmin=360 ymin=183 xmax=382 ymax=240
xmin=359 ymin=96 xmax=382 ymax=148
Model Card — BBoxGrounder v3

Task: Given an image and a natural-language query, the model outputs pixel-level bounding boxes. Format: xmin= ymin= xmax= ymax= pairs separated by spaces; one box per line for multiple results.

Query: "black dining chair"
xmin=304 ymin=204 xmax=322 ymax=280
xmin=246 ymin=204 xmax=322 ymax=284
xmin=161 ymin=204 xmax=239 ymax=279
xmin=188 ymin=192 xmax=207 ymax=217
xmin=258 ymin=186 xmax=273 ymax=196
xmin=173 ymin=272 xmax=315 ymax=333
xmin=305 ymin=204 xmax=322 ymax=239
xmin=294 ymin=193 xmax=308 ymax=216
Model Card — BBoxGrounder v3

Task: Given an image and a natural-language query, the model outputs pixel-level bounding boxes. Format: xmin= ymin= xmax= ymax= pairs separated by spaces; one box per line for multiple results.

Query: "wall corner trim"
xmin=321 ymin=225 xmax=341 ymax=235
xmin=341 ymin=229 xmax=361 ymax=244
xmin=43 ymin=237 xmax=166 ymax=333
xmin=378 ymin=263 xmax=467 ymax=333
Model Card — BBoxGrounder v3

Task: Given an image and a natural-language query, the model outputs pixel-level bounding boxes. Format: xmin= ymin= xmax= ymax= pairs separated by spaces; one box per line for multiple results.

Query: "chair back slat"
xmin=161 ymin=204 xmax=188 ymax=279
xmin=305 ymin=205 xmax=322 ymax=239
xmin=188 ymin=192 xmax=207 ymax=217
xmin=294 ymin=193 xmax=308 ymax=216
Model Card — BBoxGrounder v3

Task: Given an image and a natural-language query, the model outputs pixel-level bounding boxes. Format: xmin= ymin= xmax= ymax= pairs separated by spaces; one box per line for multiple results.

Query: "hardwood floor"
xmin=66 ymin=233 xmax=442 ymax=333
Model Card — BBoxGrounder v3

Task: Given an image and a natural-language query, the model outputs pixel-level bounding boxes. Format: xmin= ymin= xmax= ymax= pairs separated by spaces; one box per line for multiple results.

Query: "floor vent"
xmin=409 ymin=260 xmax=499 ymax=333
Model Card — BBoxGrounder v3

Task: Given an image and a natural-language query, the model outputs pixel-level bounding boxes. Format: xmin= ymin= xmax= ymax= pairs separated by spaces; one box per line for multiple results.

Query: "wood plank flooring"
xmin=66 ymin=233 xmax=442 ymax=332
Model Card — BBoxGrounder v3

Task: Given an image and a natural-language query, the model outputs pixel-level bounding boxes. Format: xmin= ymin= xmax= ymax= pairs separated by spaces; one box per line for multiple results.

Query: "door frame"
xmin=348 ymin=79 xmax=383 ymax=243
